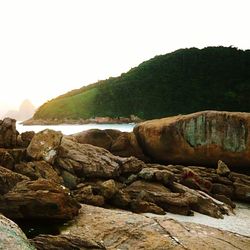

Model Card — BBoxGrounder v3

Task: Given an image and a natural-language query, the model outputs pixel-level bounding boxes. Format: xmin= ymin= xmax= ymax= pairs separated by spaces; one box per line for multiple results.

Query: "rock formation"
xmin=134 ymin=111 xmax=250 ymax=168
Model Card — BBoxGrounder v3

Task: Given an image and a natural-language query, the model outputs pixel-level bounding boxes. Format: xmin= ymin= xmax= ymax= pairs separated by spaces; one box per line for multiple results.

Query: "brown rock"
xmin=0 ymin=178 xmax=80 ymax=220
xmin=57 ymin=137 xmax=121 ymax=179
xmin=72 ymin=129 xmax=113 ymax=150
xmin=134 ymin=111 xmax=250 ymax=168
xmin=119 ymin=156 xmax=146 ymax=175
xmin=130 ymin=199 xmax=165 ymax=215
xmin=61 ymin=204 xmax=250 ymax=250
xmin=0 ymin=165 xmax=29 ymax=194
xmin=110 ymin=132 xmax=149 ymax=161
xmin=211 ymin=183 xmax=234 ymax=197
xmin=15 ymin=161 xmax=63 ymax=184
xmin=0 ymin=118 xmax=18 ymax=148
xmin=17 ymin=131 xmax=35 ymax=147
xmin=27 ymin=129 xmax=63 ymax=164
xmin=72 ymin=184 xmax=105 ymax=207
xmin=216 ymin=160 xmax=231 ymax=176
xmin=30 ymin=234 xmax=105 ymax=250
xmin=100 ymin=179 xmax=118 ymax=199
xmin=0 ymin=148 xmax=15 ymax=169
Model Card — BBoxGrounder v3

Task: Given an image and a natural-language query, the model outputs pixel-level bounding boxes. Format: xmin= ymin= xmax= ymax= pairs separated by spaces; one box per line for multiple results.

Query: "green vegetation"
xmin=34 ymin=46 xmax=250 ymax=120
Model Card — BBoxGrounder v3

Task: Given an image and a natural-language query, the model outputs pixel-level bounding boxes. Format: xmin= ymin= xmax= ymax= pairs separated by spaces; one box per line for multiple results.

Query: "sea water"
xmin=16 ymin=122 xmax=135 ymax=134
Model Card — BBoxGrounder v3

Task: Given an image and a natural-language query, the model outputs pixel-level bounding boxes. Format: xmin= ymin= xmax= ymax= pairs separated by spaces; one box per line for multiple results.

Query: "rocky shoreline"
xmin=0 ymin=111 xmax=250 ymax=249
xmin=22 ymin=115 xmax=143 ymax=125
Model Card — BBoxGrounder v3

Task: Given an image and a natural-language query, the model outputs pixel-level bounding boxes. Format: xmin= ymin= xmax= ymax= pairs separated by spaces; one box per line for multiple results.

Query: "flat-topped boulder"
xmin=134 ymin=111 xmax=250 ymax=168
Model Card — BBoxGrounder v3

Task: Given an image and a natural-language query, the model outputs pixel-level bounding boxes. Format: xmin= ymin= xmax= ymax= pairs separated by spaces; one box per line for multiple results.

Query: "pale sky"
xmin=0 ymin=0 xmax=249 ymax=114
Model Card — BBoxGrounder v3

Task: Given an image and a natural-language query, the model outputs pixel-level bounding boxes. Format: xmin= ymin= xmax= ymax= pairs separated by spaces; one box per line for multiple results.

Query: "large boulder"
xmin=0 ymin=214 xmax=35 ymax=250
xmin=0 ymin=178 xmax=80 ymax=220
xmin=27 ymin=129 xmax=63 ymax=164
xmin=59 ymin=204 xmax=250 ymax=250
xmin=0 ymin=118 xmax=18 ymax=148
xmin=71 ymin=129 xmax=113 ymax=150
xmin=134 ymin=111 xmax=250 ymax=168
xmin=56 ymin=137 xmax=121 ymax=179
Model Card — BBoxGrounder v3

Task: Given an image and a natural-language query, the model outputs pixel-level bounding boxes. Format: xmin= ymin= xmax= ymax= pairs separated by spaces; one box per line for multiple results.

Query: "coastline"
xmin=21 ymin=116 xmax=143 ymax=126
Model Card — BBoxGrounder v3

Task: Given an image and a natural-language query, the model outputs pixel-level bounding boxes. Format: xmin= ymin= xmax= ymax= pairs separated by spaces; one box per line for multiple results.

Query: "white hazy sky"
xmin=0 ymin=0 xmax=249 ymax=113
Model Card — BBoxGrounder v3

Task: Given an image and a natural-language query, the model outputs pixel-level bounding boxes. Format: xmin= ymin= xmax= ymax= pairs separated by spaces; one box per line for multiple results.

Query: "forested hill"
xmin=34 ymin=46 xmax=250 ymax=120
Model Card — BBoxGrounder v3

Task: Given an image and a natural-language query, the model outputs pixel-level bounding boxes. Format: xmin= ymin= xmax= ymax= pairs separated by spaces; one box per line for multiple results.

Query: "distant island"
xmin=5 ymin=99 xmax=36 ymax=121
xmin=28 ymin=46 xmax=250 ymax=124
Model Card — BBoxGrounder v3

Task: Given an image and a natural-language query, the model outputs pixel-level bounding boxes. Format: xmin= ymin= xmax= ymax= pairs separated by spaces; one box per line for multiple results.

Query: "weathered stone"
xmin=30 ymin=234 xmax=105 ymax=250
xmin=110 ymin=190 xmax=131 ymax=209
xmin=72 ymin=129 xmax=113 ymax=150
xmin=233 ymin=180 xmax=250 ymax=202
xmin=125 ymin=180 xmax=194 ymax=215
xmin=61 ymin=204 xmax=250 ymax=250
xmin=0 ymin=166 xmax=29 ymax=194
xmin=211 ymin=183 xmax=234 ymax=197
xmin=134 ymin=111 xmax=250 ymax=168
xmin=0 ymin=148 xmax=15 ymax=170
xmin=217 ymin=160 xmax=231 ymax=176
xmin=119 ymin=156 xmax=146 ymax=175
xmin=72 ymin=184 xmax=105 ymax=207
xmin=57 ymin=137 xmax=121 ymax=179
xmin=138 ymin=167 xmax=174 ymax=185
xmin=100 ymin=179 xmax=118 ymax=199
xmin=110 ymin=132 xmax=149 ymax=161
xmin=61 ymin=170 xmax=79 ymax=189
xmin=0 ymin=214 xmax=35 ymax=250
xmin=15 ymin=161 xmax=63 ymax=184
xmin=17 ymin=131 xmax=35 ymax=148
xmin=0 ymin=179 xmax=80 ymax=220
xmin=213 ymin=194 xmax=236 ymax=208
xmin=130 ymin=200 xmax=165 ymax=215
xmin=27 ymin=129 xmax=63 ymax=164
xmin=0 ymin=118 xmax=18 ymax=148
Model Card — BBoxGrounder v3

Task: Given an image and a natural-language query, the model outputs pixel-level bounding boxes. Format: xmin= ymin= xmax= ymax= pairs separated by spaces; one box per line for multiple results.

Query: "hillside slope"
xmin=34 ymin=46 xmax=250 ymax=120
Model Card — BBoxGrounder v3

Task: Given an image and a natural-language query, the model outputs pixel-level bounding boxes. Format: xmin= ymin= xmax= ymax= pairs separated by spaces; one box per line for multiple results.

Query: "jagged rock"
xmin=171 ymin=182 xmax=232 ymax=218
xmin=125 ymin=180 xmax=194 ymax=215
xmin=30 ymin=234 xmax=105 ymax=250
xmin=57 ymin=137 xmax=121 ymax=179
xmin=72 ymin=129 xmax=113 ymax=150
xmin=60 ymin=204 xmax=250 ymax=250
xmin=0 ymin=213 xmax=35 ymax=250
xmin=211 ymin=183 xmax=234 ymax=197
xmin=72 ymin=184 xmax=105 ymax=207
xmin=119 ymin=156 xmax=146 ymax=175
xmin=134 ymin=111 xmax=250 ymax=168
xmin=17 ymin=131 xmax=35 ymax=147
xmin=27 ymin=129 xmax=63 ymax=164
xmin=138 ymin=167 xmax=174 ymax=185
xmin=181 ymin=167 xmax=212 ymax=192
xmin=0 ymin=165 xmax=29 ymax=194
xmin=217 ymin=160 xmax=231 ymax=176
xmin=0 ymin=148 xmax=15 ymax=169
xmin=0 ymin=118 xmax=18 ymax=148
xmin=0 ymin=178 xmax=80 ymax=220
xmin=130 ymin=200 xmax=165 ymax=215
xmin=15 ymin=161 xmax=63 ymax=184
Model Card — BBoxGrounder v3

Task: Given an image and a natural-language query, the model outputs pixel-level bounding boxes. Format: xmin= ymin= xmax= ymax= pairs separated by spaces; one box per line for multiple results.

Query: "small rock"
xmin=216 ymin=160 xmax=230 ymax=176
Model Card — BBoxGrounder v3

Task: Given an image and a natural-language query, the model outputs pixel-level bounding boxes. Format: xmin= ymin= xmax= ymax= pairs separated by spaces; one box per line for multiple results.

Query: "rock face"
xmin=0 ymin=118 xmax=17 ymax=148
xmin=27 ymin=129 xmax=63 ymax=164
xmin=0 ymin=179 xmax=80 ymax=220
xmin=0 ymin=214 xmax=35 ymax=250
xmin=60 ymin=204 xmax=250 ymax=250
xmin=134 ymin=111 xmax=250 ymax=168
